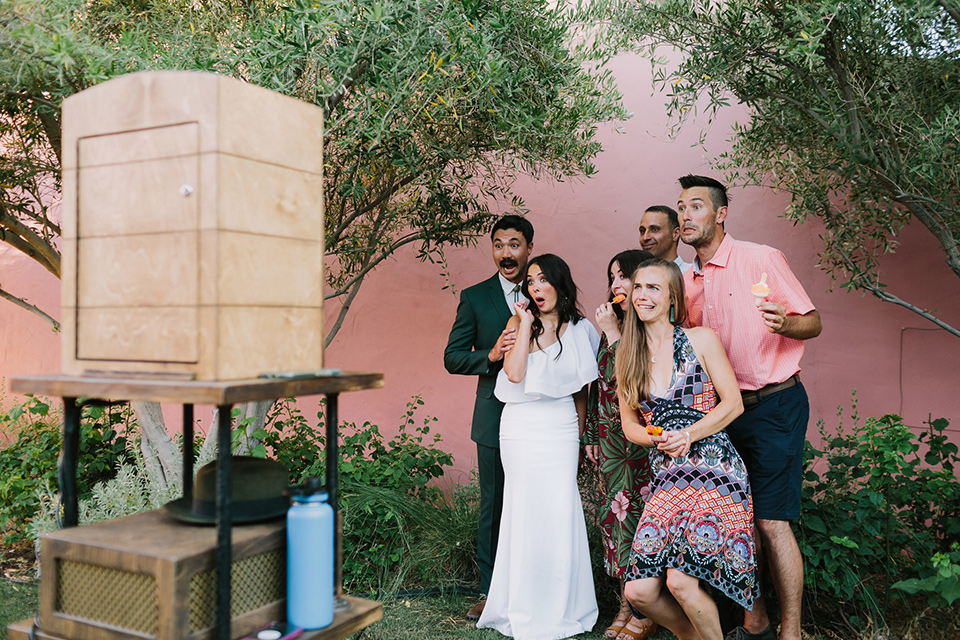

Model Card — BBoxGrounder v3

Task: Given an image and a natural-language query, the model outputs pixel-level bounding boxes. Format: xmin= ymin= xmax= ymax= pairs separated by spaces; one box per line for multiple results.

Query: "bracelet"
xmin=682 ymin=430 xmax=691 ymax=448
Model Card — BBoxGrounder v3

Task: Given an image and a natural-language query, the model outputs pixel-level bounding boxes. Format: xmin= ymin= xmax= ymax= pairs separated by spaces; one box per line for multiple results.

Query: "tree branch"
xmin=0 ymin=284 xmax=60 ymax=331
xmin=324 ymin=59 xmax=370 ymax=119
xmin=324 ymin=230 xmax=424 ymax=300
xmin=938 ymin=0 xmax=960 ymax=28
xmin=831 ymin=233 xmax=960 ymax=339
xmin=0 ymin=211 xmax=61 ymax=277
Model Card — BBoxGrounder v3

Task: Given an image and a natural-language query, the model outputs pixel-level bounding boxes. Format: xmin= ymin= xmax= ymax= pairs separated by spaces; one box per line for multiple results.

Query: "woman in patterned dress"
xmin=616 ymin=259 xmax=757 ymax=640
xmin=584 ymin=250 xmax=657 ymax=640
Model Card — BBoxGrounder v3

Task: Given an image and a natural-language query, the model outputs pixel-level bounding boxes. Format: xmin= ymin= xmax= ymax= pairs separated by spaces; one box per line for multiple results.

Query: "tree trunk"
xmin=197 ymin=400 xmax=275 ymax=463
xmin=132 ymin=401 xmax=181 ymax=491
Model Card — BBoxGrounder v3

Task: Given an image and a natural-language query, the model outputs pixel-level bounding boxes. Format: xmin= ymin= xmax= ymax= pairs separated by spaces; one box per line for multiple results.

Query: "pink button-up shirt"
xmin=683 ymin=234 xmax=815 ymax=391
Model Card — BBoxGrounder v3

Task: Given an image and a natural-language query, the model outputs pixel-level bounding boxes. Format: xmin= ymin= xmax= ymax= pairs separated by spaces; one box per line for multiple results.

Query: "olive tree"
xmin=1 ymin=0 xmax=627 ymax=343
xmin=616 ymin=0 xmax=960 ymax=337
xmin=1 ymin=0 xmax=628 ymax=483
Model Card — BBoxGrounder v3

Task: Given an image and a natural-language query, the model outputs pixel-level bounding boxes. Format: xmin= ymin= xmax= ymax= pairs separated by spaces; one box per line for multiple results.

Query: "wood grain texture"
xmin=216 ymin=234 xmax=322 ymax=307
xmin=76 ymin=307 xmax=199 ymax=363
xmin=77 ymin=234 xmax=198 ymax=308
xmin=10 ymin=372 xmax=384 ymax=404
xmin=60 ymin=70 xmax=327 ymax=380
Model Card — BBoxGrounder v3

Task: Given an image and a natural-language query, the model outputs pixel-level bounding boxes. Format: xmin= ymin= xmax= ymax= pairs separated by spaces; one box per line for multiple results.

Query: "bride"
xmin=477 ymin=253 xmax=600 ymax=640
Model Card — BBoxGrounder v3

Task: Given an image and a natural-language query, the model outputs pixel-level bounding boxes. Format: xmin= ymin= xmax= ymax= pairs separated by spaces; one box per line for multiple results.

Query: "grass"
xmin=3 ymin=576 xmax=959 ymax=640
xmin=346 ymin=590 xmax=673 ymax=640
xmin=0 ymin=580 xmax=38 ymax=640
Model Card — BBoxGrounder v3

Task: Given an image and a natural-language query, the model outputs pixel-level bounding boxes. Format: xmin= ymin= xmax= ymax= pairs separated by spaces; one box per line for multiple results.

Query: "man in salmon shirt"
xmin=677 ymin=175 xmax=822 ymax=640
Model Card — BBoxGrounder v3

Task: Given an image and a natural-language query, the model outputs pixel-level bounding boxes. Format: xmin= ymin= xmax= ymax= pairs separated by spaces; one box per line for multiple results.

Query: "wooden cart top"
xmin=10 ymin=371 xmax=383 ymax=404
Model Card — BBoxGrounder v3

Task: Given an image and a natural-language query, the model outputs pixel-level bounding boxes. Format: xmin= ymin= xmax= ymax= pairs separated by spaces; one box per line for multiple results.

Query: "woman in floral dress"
xmin=584 ymin=249 xmax=657 ymax=640
xmin=616 ymin=258 xmax=757 ymax=640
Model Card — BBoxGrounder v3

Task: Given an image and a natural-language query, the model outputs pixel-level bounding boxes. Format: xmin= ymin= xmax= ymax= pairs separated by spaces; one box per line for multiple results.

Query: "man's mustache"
xmin=499 ymin=258 xmax=518 ymax=268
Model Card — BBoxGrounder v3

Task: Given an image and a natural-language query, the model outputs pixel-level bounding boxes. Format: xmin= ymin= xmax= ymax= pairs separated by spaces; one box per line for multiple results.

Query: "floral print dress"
xmin=585 ymin=332 xmax=653 ymax=579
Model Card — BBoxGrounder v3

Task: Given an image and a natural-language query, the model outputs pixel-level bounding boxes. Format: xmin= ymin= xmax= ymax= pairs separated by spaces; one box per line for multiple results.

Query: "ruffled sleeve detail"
xmin=495 ymin=319 xmax=600 ymax=403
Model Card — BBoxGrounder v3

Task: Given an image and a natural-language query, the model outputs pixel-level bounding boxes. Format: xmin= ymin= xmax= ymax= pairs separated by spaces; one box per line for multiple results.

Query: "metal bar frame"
xmin=53 ymin=389 xmax=354 ymax=634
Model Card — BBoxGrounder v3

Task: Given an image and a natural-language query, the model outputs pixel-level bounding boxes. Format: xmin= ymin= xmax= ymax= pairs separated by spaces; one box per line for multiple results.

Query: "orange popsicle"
xmin=751 ymin=272 xmax=770 ymax=303
xmin=612 ymin=293 xmax=626 ymax=304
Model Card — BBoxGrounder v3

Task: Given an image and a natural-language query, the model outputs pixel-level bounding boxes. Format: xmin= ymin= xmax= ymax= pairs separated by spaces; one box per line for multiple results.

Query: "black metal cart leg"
xmin=183 ymin=404 xmax=195 ymax=499
xmin=59 ymin=397 xmax=81 ymax=528
xmin=216 ymin=404 xmax=233 ymax=640
xmin=325 ymin=393 xmax=342 ymax=599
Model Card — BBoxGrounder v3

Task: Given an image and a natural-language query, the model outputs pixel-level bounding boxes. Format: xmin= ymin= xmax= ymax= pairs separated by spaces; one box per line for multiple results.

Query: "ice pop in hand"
xmin=646 ymin=425 xmax=663 ymax=437
xmin=612 ymin=293 xmax=626 ymax=304
xmin=751 ymin=272 xmax=770 ymax=304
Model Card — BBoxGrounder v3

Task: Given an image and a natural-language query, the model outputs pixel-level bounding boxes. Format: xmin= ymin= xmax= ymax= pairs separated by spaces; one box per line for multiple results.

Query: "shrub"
xmin=255 ymin=396 xmax=458 ymax=594
xmin=0 ymin=395 xmax=131 ymax=544
xmin=797 ymin=393 xmax=960 ymax=632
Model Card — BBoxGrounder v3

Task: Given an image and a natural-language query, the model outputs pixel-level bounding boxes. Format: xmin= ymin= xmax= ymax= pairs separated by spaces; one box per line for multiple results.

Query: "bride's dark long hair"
xmin=522 ymin=254 xmax=584 ymax=358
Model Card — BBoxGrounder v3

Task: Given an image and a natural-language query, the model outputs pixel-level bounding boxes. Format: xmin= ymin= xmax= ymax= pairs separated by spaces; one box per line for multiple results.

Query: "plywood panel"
xmin=77 ymin=233 xmax=198 ymax=307
xmin=61 ymin=72 xmax=219 ymax=170
xmin=76 ymin=307 xmax=199 ymax=362
xmin=78 ymin=141 xmax=198 ymax=237
xmin=61 ymin=168 xmax=78 ymax=239
xmin=79 ymin=122 xmax=199 ymax=167
xmin=216 ymin=155 xmax=323 ymax=238
xmin=217 ymin=233 xmax=323 ymax=307
xmin=217 ymin=307 xmax=323 ymax=379
xmin=219 ymin=79 xmax=324 ymax=174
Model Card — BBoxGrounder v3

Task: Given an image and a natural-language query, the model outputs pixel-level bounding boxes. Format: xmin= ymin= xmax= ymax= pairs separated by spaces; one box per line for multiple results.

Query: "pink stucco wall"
xmin=2 ymin=54 xmax=958 ymax=483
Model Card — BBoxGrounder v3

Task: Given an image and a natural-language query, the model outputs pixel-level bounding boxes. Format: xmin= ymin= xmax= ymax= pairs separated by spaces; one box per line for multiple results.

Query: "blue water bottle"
xmin=287 ymin=477 xmax=334 ymax=629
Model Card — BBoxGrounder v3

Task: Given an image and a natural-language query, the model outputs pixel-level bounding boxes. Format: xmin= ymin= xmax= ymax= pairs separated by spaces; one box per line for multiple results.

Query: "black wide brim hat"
xmin=164 ymin=456 xmax=290 ymax=525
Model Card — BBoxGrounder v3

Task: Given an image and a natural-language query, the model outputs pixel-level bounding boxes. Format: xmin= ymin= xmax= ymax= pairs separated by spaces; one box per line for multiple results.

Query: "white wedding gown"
xmin=477 ymin=319 xmax=600 ymax=640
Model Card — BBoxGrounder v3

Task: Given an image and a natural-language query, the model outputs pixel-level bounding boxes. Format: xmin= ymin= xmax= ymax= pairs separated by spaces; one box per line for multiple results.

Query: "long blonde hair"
xmin=615 ymin=259 xmax=688 ymax=408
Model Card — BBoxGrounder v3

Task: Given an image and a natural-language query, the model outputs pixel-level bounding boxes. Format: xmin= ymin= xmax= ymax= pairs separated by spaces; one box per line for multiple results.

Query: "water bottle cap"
xmin=287 ymin=476 xmax=328 ymax=501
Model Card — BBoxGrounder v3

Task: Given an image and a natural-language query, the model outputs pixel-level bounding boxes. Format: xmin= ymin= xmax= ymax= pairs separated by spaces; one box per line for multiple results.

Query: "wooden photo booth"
xmin=60 ymin=70 xmax=326 ymax=380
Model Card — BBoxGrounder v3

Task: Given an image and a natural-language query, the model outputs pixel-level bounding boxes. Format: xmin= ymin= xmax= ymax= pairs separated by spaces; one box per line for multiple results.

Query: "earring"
xmin=669 ymin=303 xmax=675 ymax=324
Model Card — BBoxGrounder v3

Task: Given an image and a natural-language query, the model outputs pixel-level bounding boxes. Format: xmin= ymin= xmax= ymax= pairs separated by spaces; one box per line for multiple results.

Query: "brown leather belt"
xmin=741 ymin=374 xmax=800 ymax=406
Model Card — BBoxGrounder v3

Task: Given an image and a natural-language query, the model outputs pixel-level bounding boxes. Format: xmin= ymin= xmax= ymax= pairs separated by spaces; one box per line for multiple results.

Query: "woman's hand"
xmin=584 ymin=444 xmax=600 ymax=465
xmin=657 ymin=429 xmax=692 ymax=459
xmin=514 ymin=300 xmax=533 ymax=325
xmin=595 ymin=302 xmax=620 ymax=337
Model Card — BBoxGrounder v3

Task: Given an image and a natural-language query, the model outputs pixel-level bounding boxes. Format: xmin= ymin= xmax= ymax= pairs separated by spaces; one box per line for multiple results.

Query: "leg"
xmin=613 ymin=577 xmax=659 ymax=640
xmin=741 ymin=530 xmax=772 ymax=635
xmin=476 ymin=443 xmax=505 ymax=593
xmin=665 ymin=569 xmax=723 ymax=640
xmin=604 ymin=578 xmax=632 ymax=638
xmin=624 ymin=578 xmax=699 ymax=640
xmin=756 ymin=519 xmax=803 ymax=640
xmin=729 ymin=384 xmax=809 ymax=640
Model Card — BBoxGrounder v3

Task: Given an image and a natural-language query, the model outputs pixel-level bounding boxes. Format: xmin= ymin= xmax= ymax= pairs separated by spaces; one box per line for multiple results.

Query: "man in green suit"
xmin=444 ymin=215 xmax=534 ymax=619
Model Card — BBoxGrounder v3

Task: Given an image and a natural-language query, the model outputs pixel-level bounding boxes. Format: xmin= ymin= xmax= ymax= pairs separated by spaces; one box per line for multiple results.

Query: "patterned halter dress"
xmin=623 ymin=326 xmax=758 ymax=609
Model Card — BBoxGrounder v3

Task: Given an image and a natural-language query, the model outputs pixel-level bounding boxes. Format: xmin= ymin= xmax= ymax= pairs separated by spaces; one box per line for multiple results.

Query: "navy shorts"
xmin=727 ymin=382 xmax=809 ymax=521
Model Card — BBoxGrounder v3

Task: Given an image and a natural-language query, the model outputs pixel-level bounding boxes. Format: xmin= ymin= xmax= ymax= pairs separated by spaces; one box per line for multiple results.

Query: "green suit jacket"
xmin=444 ymin=274 xmax=513 ymax=448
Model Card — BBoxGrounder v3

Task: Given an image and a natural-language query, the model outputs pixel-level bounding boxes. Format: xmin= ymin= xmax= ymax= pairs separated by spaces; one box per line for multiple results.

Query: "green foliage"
xmin=0 ymin=0 xmax=627 ymax=340
xmin=797 ymin=394 xmax=960 ymax=631
xmin=0 ymin=395 xmax=131 ymax=544
xmin=616 ymin=0 xmax=960 ymax=336
xmin=260 ymin=396 xmax=457 ymax=593
xmin=893 ymin=544 xmax=960 ymax=608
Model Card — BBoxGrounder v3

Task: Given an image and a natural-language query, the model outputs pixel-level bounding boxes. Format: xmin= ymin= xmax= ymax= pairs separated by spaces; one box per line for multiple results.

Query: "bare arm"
xmin=618 ymin=393 xmax=657 ymax=447
xmin=757 ymin=303 xmax=821 ymax=339
xmin=503 ymin=303 xmax=533 ymax=382
xmin=657 ymin=328 xmax=744 ymax=457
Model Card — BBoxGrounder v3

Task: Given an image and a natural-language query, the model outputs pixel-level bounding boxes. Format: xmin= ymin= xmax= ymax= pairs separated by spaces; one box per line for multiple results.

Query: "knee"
xmin=665 ymin=569 xmax=699 ymax=605
xmin=756 ymin=518 xmax=793 ymax=543
xmin=624 ymin=579 xmax=659 ymax=610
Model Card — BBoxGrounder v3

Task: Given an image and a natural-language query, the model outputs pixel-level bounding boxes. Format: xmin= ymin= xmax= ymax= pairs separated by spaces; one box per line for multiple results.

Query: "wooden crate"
xmin=38 ymin=509 xmax=285 ymax=640
xmin=60 ymin=70 xmax=325 ymax=380
xmin=9 ymin=596 xmax=383 ymax=640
